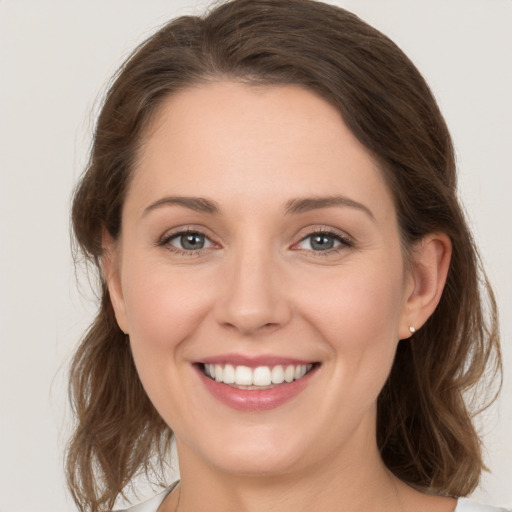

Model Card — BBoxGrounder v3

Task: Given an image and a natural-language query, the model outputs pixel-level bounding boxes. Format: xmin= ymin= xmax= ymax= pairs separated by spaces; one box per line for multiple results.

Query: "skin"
xmin=105 ymin=82 xmax=454 ymax=512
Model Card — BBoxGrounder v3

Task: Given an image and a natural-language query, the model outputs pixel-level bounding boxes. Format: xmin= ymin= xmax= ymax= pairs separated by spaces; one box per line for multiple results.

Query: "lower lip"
xmin=195 ymin=365 xmax=318 ymax=411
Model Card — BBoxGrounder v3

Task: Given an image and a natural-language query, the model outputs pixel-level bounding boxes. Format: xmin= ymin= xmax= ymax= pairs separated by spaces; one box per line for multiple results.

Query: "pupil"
xmin=181 ymin=233 xmax=204 ymax=250
xmin=311 ymin=234 xmax=334 ymax=250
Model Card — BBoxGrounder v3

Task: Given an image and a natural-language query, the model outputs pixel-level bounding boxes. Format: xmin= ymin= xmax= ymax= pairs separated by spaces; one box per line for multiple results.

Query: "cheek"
xmin=121 ymin=262 xmax=215 ymax=429
xmin=120 ymin=260 xmax=214 ymax=403
xmin=123 ymin=261 xmax=210 ymax=348
xmin=295 ymin=258 xmax=405 ymax=401
xmin=299 ymin=260 xmax=405 ymax=346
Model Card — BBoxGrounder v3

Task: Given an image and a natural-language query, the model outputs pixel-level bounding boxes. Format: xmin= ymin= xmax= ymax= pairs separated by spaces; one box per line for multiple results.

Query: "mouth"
xmin=198 ymin=362 xmax=317 ymax=390
xmin=194 ymin=358 xmax=320 ymax=411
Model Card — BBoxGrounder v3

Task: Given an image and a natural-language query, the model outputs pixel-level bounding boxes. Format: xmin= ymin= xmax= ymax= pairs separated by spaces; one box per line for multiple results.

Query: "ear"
xmin=102 ymin=230 xmax=129 ymax=334
xmin=399 ymin=233 xmax=452 ymax=340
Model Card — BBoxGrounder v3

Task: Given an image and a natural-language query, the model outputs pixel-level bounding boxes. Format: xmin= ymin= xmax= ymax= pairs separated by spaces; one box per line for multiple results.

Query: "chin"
xmin=211 ymin=447 xmax=307 ymax=477
xmin=180 ymin=423 xmax=314 ymax=477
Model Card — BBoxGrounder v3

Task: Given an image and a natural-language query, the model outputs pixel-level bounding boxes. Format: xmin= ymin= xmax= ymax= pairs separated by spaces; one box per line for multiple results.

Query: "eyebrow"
xmin=143 ymin=196 xmax=221 ymax=216
xmin=142 ymin=194 xmax=375 ymax=221
xmin=284 ymin=195 xmax=376 ymax=221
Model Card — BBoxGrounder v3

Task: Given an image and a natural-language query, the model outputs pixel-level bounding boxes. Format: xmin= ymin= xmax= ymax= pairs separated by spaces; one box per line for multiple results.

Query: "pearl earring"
xmin=409 ymin=326 xmax=416 ymax=334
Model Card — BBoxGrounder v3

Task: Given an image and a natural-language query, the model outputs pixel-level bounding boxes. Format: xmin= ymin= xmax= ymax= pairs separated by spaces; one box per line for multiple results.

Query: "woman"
xmin=66 ymin=1 xmax=506 ymax=511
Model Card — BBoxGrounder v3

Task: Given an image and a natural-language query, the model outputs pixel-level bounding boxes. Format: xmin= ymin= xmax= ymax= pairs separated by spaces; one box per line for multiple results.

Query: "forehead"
xmin=128 ymin=81 xmax=394 ymax=220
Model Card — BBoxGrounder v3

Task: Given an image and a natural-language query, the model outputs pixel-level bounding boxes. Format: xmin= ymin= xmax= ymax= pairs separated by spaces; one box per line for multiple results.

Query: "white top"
xmin=456 ymin=500 xmax=512 ymax=512
xmin=115 ymin=484 xmax=511 ymax=512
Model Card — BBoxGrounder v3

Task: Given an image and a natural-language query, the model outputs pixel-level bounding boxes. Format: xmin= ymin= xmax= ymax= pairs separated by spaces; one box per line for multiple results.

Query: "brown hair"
xmin=67 ymin=0 xmax=502 ymax=510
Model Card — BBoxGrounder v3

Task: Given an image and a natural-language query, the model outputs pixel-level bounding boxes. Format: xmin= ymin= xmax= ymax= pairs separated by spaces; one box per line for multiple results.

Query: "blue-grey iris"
xmin=181 ymin=233 xmax=205 ymax=250
xmin=311 ymin=234 xmax=335 ymax=250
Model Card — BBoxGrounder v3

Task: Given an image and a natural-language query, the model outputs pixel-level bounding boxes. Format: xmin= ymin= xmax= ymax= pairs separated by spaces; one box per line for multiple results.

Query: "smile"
xmin=202 ymin=363 xmax=314 ymax=388
xmin=195 ymin=358 xmax=320 ymax=411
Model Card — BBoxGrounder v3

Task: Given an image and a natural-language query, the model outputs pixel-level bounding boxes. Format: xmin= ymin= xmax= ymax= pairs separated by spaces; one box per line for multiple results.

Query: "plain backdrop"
xmin=0 ymin=1 xmax=510 ymax=511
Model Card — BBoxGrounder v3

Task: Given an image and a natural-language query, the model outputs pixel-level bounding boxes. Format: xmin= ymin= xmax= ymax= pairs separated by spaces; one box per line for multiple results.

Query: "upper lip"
xmin=196 ymin=353 xmax=317 ymax=368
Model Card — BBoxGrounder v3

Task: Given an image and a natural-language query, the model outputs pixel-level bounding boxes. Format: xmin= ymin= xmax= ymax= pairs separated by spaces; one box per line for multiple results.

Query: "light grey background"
xmin=0 ymin=1 xmax=510 ymax=511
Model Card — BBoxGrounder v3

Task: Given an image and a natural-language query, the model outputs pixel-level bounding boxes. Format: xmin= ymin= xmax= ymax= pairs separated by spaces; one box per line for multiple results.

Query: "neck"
xmin=168 ymin=439 xmax=402 ymax=512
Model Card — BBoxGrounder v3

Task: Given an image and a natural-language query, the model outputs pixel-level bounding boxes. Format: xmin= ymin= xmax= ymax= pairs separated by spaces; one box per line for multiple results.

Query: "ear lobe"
xmin=399 ymin=233 xmax=452 ymax=339
xmin=102 ymin=231 xmax=129 ymax=334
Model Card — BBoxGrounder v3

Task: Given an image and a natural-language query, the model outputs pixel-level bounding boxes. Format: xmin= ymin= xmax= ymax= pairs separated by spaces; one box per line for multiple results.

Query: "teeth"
xmin=271 ymin=365 xmax=285 ymax=384
xmin=295 ymin=365 xmax=307 ymax=380
xmin=253 ymin=366 xmax=271 ymax=386
xmin=223 ymin=364 xmax=235 ymax=384
xmin=284 ymin=365 xmax=295 ymax=383
xmin=202 ymin=363 xmax=314 ymax=386
xmin=235 ymin=365 xmax=253 ymax=385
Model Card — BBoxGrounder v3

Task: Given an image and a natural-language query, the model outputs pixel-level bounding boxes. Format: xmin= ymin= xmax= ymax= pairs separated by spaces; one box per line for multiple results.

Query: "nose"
xmin=214 ymin=244 xmax=292 ymax=336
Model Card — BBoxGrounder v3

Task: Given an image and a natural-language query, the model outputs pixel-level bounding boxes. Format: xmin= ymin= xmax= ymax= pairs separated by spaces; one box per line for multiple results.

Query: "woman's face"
xmin=108 ymin=81 xmax=416 ymax=477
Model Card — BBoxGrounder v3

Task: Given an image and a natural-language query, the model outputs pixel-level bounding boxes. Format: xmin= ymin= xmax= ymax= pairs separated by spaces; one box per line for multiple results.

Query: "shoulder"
xmin=112 ymin=482 xmax=177 ymax=512
xmin=456 ymin=498 xmax=512 ymax=512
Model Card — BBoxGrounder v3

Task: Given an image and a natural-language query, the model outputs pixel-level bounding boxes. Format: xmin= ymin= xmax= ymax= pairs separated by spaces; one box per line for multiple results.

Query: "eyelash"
xmin=157 ymin=228 xmax=214 ymax=257
xmin=158 ymin=227 xmax=353 ymax=257
xmin=294 ymin=228 xmax=354 ymax=256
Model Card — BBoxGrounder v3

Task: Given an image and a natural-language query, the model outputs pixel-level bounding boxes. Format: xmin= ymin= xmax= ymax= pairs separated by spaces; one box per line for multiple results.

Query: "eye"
xmin=164 ymin=230 xmax=215 ymax=252
xmin=295 ymin=230 xmax=352 ymax=252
